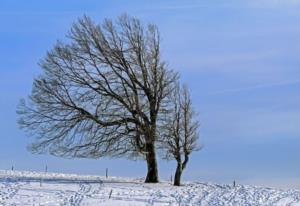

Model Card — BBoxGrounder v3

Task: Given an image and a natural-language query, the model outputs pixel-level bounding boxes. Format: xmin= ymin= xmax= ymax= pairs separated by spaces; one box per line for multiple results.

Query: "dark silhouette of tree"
xmin=17 ymin=14 xmax=178 ymax=183
xmin=161 ymin=85 xmax=200 ymax=186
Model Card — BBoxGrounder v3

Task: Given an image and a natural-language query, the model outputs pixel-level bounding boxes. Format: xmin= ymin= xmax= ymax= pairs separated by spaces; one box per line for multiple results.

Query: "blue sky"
xmin=1 ymin=0 xmax=300 ymax=188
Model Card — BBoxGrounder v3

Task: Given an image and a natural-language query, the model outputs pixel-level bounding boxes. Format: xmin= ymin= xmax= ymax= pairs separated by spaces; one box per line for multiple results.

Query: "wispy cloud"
xmin=154 ymin=3 xmax=211 ymax=11
xmin=243 ymin=177 xmax=300 ymax=189
xmin=194 ymin=50 xmax=281 ymax=71
xmin=257 ymin=0 xmax=300 ymax=5
xmin=210 ymin=79 xmax=300 ymax=95
xmin=153 ymin=0 xmax=300 ymax=11
xmin=156 ymin=1 xmax=297 ymax=10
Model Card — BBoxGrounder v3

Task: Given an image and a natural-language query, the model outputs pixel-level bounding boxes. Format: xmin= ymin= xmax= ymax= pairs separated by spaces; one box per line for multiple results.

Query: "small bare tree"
xmin=17 ymin=15 xmax=178 ymax=183
xmin=162 ymin=85 xmax=200 ymax=186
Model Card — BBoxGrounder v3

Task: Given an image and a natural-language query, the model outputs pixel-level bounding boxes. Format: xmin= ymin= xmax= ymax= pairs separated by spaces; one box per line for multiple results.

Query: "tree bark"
xmin=174 ymin=163 xmax=182 ymax=186
xmin=145 ymin=142 xmax=159 ymax=183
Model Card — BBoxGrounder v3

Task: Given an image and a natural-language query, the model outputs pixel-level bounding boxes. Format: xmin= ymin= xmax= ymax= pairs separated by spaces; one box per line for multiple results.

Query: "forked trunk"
xmin=145 ymin=142 xmax=159 ymax=183
xmin=174 ymin=163 xmax=182 ymax=186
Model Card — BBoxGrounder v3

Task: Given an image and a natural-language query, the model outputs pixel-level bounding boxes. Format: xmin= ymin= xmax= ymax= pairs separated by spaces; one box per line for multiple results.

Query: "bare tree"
xmin=161 ymin=85 xmax=200 ymax=186
xmin=17 ymin=14 xmax=178 ymax=183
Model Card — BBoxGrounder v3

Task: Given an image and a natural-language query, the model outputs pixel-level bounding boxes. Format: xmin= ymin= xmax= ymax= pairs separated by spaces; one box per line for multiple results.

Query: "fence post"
xmin=109 ymin=189 xmax=113 ymax=199
xmin=106 ymin=168 xmax=108 ymax=179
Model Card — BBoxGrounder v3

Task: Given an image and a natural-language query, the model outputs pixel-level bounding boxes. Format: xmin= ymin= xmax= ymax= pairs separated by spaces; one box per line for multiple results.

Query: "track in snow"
xmin=0 ymin=170 xmax=300 ymax=205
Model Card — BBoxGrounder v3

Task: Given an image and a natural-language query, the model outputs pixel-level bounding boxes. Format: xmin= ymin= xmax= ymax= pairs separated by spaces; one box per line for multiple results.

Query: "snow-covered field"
xmin=0 ymin=170 xmax=300 ymax=205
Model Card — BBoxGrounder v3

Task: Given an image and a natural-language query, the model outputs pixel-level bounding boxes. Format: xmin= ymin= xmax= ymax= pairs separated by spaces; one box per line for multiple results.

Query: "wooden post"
xmin=11 ymin=166 xmax=14 ymax=171
xmin=106 ymin=168 xmax=108 ymax=179
xmin=233 ymin=180 xmax=236 ymax=188
xmin=45 ymin=165 xmax=48 ymax=173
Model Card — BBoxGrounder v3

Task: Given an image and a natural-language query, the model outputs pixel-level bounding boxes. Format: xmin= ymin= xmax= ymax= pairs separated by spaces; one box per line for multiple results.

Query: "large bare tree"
xmin=161 ymin=85 xmax=200 ymax=186
xmin=17 ymin=15 xmax=178 ymax=183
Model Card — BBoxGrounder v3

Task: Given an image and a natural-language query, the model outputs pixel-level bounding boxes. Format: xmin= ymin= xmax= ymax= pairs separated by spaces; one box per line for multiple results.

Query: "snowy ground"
xmin=0 ymin=170 xmax=300 ymax=205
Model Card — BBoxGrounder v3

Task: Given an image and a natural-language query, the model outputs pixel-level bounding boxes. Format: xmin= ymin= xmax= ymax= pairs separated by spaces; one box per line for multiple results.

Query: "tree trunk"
xmin=145 ymin=142 xmax=159 ymax=183
xmin=174 ymin=163 xmax=182 ymax=186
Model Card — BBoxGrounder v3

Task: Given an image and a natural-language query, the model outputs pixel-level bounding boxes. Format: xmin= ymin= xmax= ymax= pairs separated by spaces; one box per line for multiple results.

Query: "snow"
xmin=0 ymin=170 xmax=300 ymax=205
